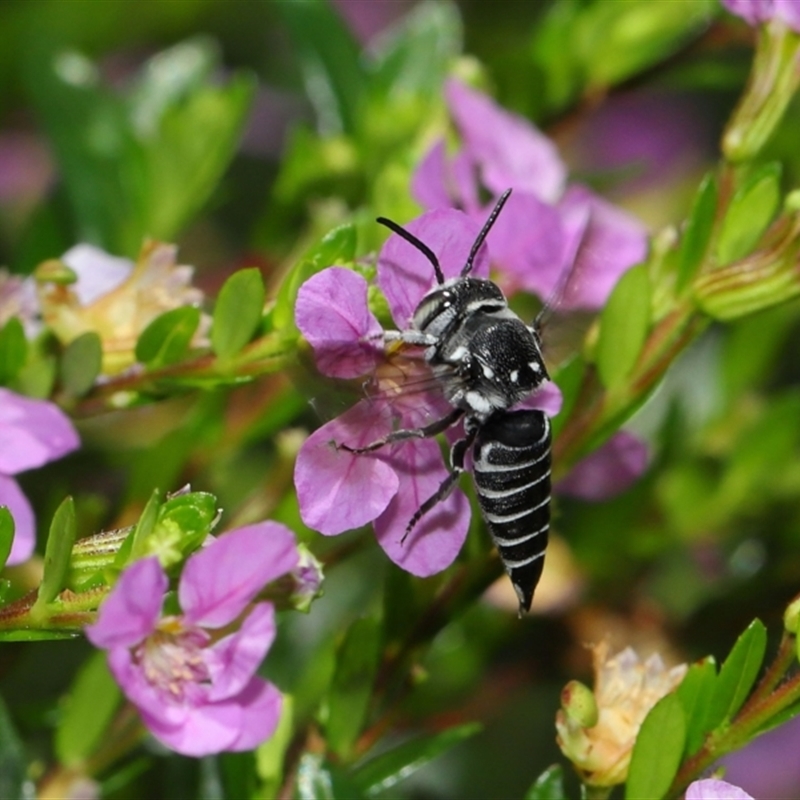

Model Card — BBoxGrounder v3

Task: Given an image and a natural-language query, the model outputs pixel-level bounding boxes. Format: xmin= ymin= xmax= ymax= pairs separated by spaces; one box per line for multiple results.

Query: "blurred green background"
xmin=3 ymin=0 xmax=800 ymax=797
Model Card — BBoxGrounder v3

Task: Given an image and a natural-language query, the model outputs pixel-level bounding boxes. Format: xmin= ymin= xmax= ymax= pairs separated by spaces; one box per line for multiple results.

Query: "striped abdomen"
xmin=471 ymin=409 xmax=551 ymax=614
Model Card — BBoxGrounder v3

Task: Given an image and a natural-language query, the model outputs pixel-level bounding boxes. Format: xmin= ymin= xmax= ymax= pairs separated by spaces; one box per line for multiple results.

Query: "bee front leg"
xmin=337 ymin=407 xmax=464 ymax=454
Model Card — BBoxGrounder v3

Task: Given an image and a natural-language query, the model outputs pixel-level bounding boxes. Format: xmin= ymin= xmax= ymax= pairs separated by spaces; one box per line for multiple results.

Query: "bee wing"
xmin=302 ymin=336 xmax=463 ymax=427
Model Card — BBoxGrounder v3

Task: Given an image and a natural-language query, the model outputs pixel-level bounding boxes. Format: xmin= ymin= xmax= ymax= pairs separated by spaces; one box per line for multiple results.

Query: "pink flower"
xmin=557 ymin=431 xmax=649 ymax=501
xmin=294 ymin=209 xmax=561 ymax=578
xmin=722 ymin=0 xmax=800 ymax=31
xmin=0 ymin=389 xmax=80 ymax=565
xmin=686 ymin=779 xmax=754 ymax=800
xmin=412 ymin=79 xmax=648 ymax=309
xmin=86 ymin=522 xmax=299 ymax=757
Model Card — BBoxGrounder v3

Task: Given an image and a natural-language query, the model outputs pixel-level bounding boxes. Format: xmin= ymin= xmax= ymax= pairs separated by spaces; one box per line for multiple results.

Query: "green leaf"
xmin=256 ymin=696 xmax=294 ymax=799
xmin=596 ymin=263 xmax=651 ymax=390
xmin=25 ymin=39 xmax=254 ymax=256
xmin=677 ymin=172 xmax=718 ymax=292
xmin=55 ymin=651 xmax=121 ymax=767
xmin=154 ymin=490 xmax=218 ymax=556
xmin=0 ymin=318 xmax=28 ymax=386
xmin=530 ymin=0 xmax=584 ymax=115
xmin=35 ymin=496 xmax=77 ymax=608
xmin=368 ymin=1 xmax=462 ymax=100
xmin=707 ymin=619 xmax=767 ymax=727
xmin=625 ymin=692 xmax=686 ymax=800
xmin=60 ymin=331 xmax=102 ymax=395
xmin=0 ymin=630 xmax=78 ymax=642
xmin=716 ymin=163 xmax=782 ymax=265
xmin=0 ymin=694 xmax=34 ymax=800
xmin=135 ymin=306 xmax=201 ymax=368
xmin=326 ymin=616 xmax=381 ymax=758
xmin=126 ymin=489 xmax=161 ymax=564
xmin=274 ymin=0 xmax=365 ymax=135
xmin=578 ymin=0 xmax=717 ymax=91
xmin=272 ymin=223 xmax=357 ymax=332
xmin=129 ymin=41 xmax=256 ymax=244
xmin=211 ymin=268 xmax=266 ymax=359
xmin=676 ymin=657 xmax=718 ymax=755
xmin=523 ymin=764 xmax=566 ymax=800
xmin=0 ymin=507 xmax=14 ymax=571
xmin=296 ymin=753 xmax=366 ymax=800
xmin=353 ymin=723 xmax=482 ymax=797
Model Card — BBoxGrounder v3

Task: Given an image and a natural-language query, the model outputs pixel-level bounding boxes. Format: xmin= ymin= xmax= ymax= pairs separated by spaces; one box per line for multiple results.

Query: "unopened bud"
xmin=561 ymin=680 xmax=599 ymax=728
xmin=784 ymin=595 xmax=800 ymax=635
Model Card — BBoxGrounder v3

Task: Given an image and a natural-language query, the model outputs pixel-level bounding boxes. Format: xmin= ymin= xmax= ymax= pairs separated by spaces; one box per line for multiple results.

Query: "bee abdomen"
xmin=472 ymin=409 xmax=551 ymax=614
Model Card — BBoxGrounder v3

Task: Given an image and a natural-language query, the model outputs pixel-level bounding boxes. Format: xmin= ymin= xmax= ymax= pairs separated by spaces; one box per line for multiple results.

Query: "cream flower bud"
xmin=556 ymin=642 xmax=687 ymax=787
xmin=36 ymin=240 xmax=208 ymax=375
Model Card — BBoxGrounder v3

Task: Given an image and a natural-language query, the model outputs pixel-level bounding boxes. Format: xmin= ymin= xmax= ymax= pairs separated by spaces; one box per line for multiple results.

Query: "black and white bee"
xmin=342 ymin=190 xmax=552 ymax=615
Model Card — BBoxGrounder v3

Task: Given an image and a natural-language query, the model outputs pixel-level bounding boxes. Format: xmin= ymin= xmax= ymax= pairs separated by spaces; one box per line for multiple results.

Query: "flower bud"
xmin=561 ymin=680 xmax=599 ymax=727
xmin=784 ymin=594 xmax=800 ymax=635
xmin=556 ymin=642 xmax=687 ymax=788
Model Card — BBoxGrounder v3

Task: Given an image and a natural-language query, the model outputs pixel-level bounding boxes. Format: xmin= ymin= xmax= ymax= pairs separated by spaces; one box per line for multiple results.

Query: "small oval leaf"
xmin=707 ymin=618 xmax=767 ymax=728
xmin=716 ymin=163 xmax=782 ymax=266
xmin=0 ymin=508 xmax=14 ymax=571
xmin=524 ymin=764 xmax=566 ymax=800
xmin=60 ymin=331 xmax=102 ymax=395
xmin=677 ymin=657 xmax=718 ymax=756
xmin=55 ymin=651 xmax=121 ymax=767
xmin=135 ymin=306 xmax=201 ymax=367
xmin=326 ymin=616 xmax=381 ymax=759
xmin=211 ymin=267 xmax=266 ymax=359
xmin=353 ymin=723 xmax=482 ymax=797
xmin=596 ymin=263 xmax=651 ymax=390
xmin=36 ymin=496 xmax=77 ymax=608
xmin=625 ymin=692 xmax=686 ymax=800
xmin=677 ymin=172 xmax=717 ymax=292
xmin=0 ymin=318 xmax=28 ymax=386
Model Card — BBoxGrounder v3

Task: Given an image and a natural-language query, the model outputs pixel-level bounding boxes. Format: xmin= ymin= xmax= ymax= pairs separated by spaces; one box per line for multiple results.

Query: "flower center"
xmin=135 ymin=617 xmax=211 ymax=701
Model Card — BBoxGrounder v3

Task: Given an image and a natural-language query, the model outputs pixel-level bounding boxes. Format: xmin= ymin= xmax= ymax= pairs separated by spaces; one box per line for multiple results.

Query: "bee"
xmin=342 ymin=190 xmax=551 ymax=614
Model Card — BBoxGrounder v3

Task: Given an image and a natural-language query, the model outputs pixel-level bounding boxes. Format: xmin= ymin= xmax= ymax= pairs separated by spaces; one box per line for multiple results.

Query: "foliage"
xmin=1 ymin=0 xmax=800 ymax=798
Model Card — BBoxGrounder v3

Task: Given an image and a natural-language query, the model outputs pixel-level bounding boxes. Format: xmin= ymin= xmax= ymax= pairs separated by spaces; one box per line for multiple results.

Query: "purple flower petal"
xmin=295 ymin=399 xmax=400 ymax=534
xmin=722 ymin=0 xmax=773 ymax=25
xmin=0 ymin=389 xmax=80 ymax=474
xmin=482 ymin=191 xmax=566 ymax=298
xmin=224 ymin=678 xmax=283 ymax=752
xmin=516 ymin=381 xmax=563 ymax=418
xmin=775 ymin=0 xmax=800 ymax=30
xmin=61 ymin=244 xmax=132 ymax=305
xmin=557 ymin=431 xmax=648 ymax=501
xmin=106 ymin=645 xmax=180 ymax=721
xmin=557 ymin=186 xmax=648 ymax=310
xmin=206 ymin=603 xmax=276 ymax=701
xmin=686 ymin=779 xmax=754 ymax=800
xmin=86 ymin=558 xmax=167 ymax=649
xmin=373 ymin=438 xmax=469 ymax=576
xmin=180 ymin=523 xmax=298 ymax=629
xmin=0 ymin=474 xmax=35 ymax=565
xmin=411 ymin=140 xmax=453 ymax=210
xmin=295 ymin=268 xmax=384 ymax=378
xmin=445 ymin=79 xmax=567 ymax=204
xmin=378 ymin=208 xmax=489 ymax=326
xmin=141 ymin=697 xmax=242 ymax=757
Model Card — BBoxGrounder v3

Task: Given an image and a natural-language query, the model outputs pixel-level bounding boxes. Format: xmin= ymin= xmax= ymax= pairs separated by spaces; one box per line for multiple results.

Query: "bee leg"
xmin=338 ymin=407 xmax=463 ymax=454
xmin=381 ymin=329 xmax=438 ymax=347
xmin=401 ymin=426 xmax=479 ymax=543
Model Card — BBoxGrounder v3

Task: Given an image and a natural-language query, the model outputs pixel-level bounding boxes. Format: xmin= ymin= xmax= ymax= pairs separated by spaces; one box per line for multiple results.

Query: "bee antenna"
xmin=462 ymin=188 xmax=512 ymax=277
xmin=376 ymin=217 xmax=445 ymax=285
